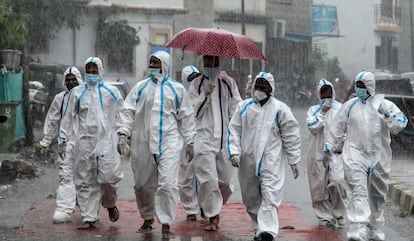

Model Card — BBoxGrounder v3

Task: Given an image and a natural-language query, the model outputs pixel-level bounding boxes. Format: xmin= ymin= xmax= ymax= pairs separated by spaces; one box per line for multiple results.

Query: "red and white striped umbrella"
xmin=166 ymin=27 xmax=265 ymax=60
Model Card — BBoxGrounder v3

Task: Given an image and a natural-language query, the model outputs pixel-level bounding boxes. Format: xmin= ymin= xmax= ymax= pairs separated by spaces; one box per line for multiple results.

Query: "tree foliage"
xmin=0 ymin=0 xmax=28 ymax=50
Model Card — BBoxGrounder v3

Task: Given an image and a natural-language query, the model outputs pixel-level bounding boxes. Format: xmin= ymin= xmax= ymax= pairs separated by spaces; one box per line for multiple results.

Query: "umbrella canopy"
xmin=166 ymin=27 xmax=265 ymax=60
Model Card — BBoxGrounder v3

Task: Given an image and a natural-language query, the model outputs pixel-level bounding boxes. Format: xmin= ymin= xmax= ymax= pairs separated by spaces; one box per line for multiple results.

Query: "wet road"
xmin=1 ymin=107 xmax=414 ymax=241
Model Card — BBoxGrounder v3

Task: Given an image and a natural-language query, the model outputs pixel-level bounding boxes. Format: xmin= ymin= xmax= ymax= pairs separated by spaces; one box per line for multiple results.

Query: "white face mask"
xmin=253 ymin=90 xmax=268 ymax=102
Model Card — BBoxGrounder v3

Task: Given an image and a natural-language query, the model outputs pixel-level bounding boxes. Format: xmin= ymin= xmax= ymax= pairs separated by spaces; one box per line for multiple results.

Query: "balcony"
xmin=374 ymin=4 xmax=402 ymax=33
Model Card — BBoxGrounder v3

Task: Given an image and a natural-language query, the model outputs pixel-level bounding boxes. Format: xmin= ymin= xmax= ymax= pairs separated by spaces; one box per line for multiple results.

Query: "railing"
xmin=374 ymin=3 xmax=402 ymax=32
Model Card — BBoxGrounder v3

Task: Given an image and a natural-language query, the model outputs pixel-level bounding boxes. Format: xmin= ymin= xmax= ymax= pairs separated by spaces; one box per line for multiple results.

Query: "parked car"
xmin=104 ymin=79 xmax=131 ymax=99
xmin=401 ymin=72 xmax=414 ymax=90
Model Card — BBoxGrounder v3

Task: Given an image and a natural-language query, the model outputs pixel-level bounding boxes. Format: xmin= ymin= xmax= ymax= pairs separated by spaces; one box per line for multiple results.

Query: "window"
xmin=150 ymin=28 xmax=170 ymax=45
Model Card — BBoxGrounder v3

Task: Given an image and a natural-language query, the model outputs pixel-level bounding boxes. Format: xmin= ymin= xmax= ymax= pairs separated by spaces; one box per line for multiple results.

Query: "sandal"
xmin=137 ymin=218 xmax=155 ymax=233
xmin=162 ymin=224 xmax=175 ymax=239
xmin=107 ymin=206 xmax=119 ymax=222
xmin=203 ymin=215 xmax=219 ymax=231
xmin=77 ymin=221 xmax=95 ymax=229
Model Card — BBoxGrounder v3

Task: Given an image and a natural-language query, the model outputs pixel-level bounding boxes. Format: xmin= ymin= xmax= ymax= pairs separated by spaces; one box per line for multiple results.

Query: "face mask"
xmin=320 ymin=98 xmax=332 ymax=104
xmin=148 ymin=68 xmax=161 ymax=78
xmin=85 ymin=73 xmax=100 ymax=86
xmin=204 ymin=67 xmax=220 ymax=80
xmin=355 ymin=86 xmax=369 ymax=102
xmin=253 ymin=90 xmax=268 ymax=102
xmin=65 ymin=82 xmax=78 ymax=91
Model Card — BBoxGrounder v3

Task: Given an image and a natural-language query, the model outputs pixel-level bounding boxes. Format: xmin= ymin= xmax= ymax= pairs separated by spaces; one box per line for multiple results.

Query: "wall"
xmin=398 ymin=0 xmax=414 ymax=72
xmin=312 ymin=0 xmax=378 ymax=80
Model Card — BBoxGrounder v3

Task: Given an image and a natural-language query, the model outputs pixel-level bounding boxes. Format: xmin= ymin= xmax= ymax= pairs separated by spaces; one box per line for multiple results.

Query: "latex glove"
xmin=378 ymin=103 xmax=390 ymax=118
xmin=322 ymin=151 xmax=331 ymax=168
xmin=58 ymin=144 xmax=66 ymax=159
xmin=204 ymin=82 xmax=215 ymax=96
xmin=320 ymin=102 xmax=332 ymax=114
xmin=291 ymin=164 xmax=299 ymax=179
xmin=117 ymin=134 xmax=130 ymax=157
xmin=186 ymin=143 xmax=194 ymax=161
xmin=230 ymin=155 xmax=240 ymax=168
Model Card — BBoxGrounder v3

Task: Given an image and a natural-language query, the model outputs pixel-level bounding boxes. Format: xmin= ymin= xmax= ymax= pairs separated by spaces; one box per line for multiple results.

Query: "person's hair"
xmin=320 ymin=85 xmax=332 ymax=94
xmin=86 ymin=62 xmax=98 ymax=69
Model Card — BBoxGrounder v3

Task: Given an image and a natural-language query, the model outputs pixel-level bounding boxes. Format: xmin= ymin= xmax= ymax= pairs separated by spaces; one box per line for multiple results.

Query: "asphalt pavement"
xmin=0 ymin=106 xmax=414 ymax=241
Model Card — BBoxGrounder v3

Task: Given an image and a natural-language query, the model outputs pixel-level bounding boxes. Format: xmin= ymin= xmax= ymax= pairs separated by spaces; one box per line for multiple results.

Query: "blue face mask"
xmin=204 ymin=67 xmax=220 ymax=80
xmin=320 ymin=98 xmax=332 ymax=104
xmin=85 ymin=73 xmax=100 ymax=85
xmin=148 ymin=68 xmax=161 ymax=78
xmin=355 ymin=86 xmax=369 ymax=102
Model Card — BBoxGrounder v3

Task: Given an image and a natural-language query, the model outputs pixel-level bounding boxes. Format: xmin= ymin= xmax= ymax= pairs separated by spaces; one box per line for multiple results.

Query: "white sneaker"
xmin=369 ymin=228 xmax=385 ymax=241
xmin=319 ymin=220 xmax=331 ymax=227
xmin=336 ymin=216 xmax=346 ymax=226
xmin=52 ymin=210 xmax=72 ymax=224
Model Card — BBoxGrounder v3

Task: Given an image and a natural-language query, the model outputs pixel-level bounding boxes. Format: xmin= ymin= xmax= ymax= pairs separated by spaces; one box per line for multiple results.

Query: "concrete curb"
xmin=388 ymin=179 xmax=414 ymax=215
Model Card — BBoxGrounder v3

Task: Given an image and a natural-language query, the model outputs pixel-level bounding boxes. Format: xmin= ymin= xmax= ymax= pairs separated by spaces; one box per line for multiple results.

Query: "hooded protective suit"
xmin=326 ymin=71 xmax=407 ymax=241
xmin=117 ymin=51 xmax=195 ymax=225
xmin=306 ymin=79 xmax=347 ymax=225
xmin=61 ymin=57 xmax=124 ymax=223
xmin=227 ymin=72 xmax=301 ymax=238
xmin=188 ymin=65 xmax=242 ymax=218
xmin=40 ymin=67 xmax=82 ymax=218
xmin=178 ymin=65 xmax=200 ymax=216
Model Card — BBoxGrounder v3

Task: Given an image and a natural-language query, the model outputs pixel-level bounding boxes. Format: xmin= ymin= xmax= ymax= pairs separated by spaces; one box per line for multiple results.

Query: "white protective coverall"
xmin=178 ymin=65 xmax=200 ymax=216
xmin=61 ymin=57 xmax=124 ymax=223
xmin=227 ymin=72 xmax=301 ymax=238
xmin=40 ymin=67 xmax=82 ymax=218
xmin=306 ymin=79 xmax=347 ymax=225
xmin=117 ymin=51 xmax=195 ymax=225
xmin=326 ymin=71 xmax=407 ymax=241
xmin=188 ymin=67 xmax=241 ymax=218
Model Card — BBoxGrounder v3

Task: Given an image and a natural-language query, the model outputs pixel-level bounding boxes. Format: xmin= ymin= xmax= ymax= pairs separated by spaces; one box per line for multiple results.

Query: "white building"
xmin=312 ymin=0 xmax=401 ymax=79
xmin=28 ymin=0 xmax=187 ymax=87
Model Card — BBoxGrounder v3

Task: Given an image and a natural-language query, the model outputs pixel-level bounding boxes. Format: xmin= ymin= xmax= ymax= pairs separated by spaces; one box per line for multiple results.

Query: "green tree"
xmin=0 ymin=0 xmax=28 ymax=50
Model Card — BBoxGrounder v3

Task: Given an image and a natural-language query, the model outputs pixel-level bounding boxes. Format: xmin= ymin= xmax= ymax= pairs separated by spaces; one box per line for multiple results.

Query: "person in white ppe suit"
xmin=36 ymin=66 xmax=82 ymax=223
xmin=325 ymin=71 xmax=407 ymax=241
xmin=61 ymin=57 xmax=124 ymax=229
xmin=227 ymin=72 xmax=301 ymax=241
xmin=306 ymin=78 xmax=347 ymax=227
xmin=117 ymin=51 xmax=195 ymax=239
xmin=188 ymin=55 xmax=242 ymax=231
xmin=179 ymin=65 xmax=202 ymax=221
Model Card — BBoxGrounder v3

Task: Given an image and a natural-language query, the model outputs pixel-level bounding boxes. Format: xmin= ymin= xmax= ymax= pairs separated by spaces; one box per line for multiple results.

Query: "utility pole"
xmin=411 ymin=0 xmax=414 ymax=69
xmin=241 ymin=0 xmax=245 ymax=35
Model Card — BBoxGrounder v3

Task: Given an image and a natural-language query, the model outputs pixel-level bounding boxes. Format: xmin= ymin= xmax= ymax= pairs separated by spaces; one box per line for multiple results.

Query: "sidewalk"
xmin=389 ymin=157 xmax=414 ymax=215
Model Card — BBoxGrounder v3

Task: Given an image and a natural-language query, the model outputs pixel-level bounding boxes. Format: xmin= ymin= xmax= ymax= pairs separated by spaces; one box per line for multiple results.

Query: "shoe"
xmin=137 ymin=218 xmax=155 ymax=233
xmin=77 ymin=221 xmax=95 ymax=229
xmin=256 ymin=232 xmax=274 ymax=241
xmin=369 ymin=228 xmax=385 ymax=241
xmin=162 ymin=224 xmax=175 ymax=239
xmin=347 ymin=232 xmax=366 ymax=241
xmin=52 ymin=210 xmax=71 ymax=224
xmin=107 ymin=206 xmax=119 ymax=222
xmin=203 ymin=215 xmax=219 ymax=231
xmin=186 ymin=214 xmax=197 ymax=221
xmin=336 ymin=216 xmax=346 ymax=226
xmin=200 ymin=208 xmax=207 ymax=219
xmin=318 ymin=219 xmax=330 ymax=227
